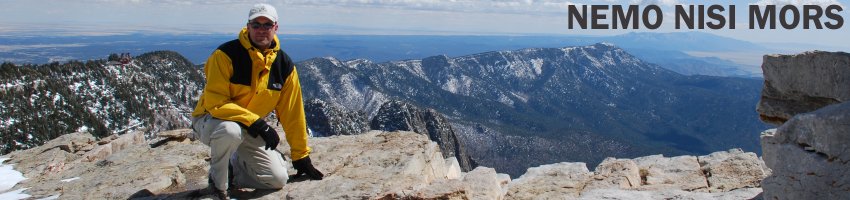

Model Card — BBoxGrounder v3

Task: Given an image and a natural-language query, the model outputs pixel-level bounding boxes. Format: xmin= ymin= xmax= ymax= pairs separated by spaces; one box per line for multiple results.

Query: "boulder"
xmin=697 ymin=148 xmax=767 ymax=192
xmin=761 ymin=102 xmax=850 ymax=200
xmin=281 ymin=131 xmax=456 ymax=199
xmin=586 ymin=157 xmax=641 ymax=190
xmin=407 ymin=166 xmax=506 ymax=200
xmin=757 ymin=51 xmax=850 ymax=125
xmin=632 ymin=155 xmax=708 ymax=191
xmin=462 ymin=167 xmax=506 ymax=200
xmin=504 ymin=162 xmax=592 ymax=199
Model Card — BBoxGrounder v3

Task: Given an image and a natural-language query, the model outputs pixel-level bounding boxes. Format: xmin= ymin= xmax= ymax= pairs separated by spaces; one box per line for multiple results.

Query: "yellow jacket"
xmin=192 ymin=28 xmax=311 ymax=160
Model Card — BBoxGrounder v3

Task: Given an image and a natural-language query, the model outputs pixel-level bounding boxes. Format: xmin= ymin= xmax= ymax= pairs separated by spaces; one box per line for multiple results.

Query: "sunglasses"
xmin=249 ymin=22 xmax=275 ymax=29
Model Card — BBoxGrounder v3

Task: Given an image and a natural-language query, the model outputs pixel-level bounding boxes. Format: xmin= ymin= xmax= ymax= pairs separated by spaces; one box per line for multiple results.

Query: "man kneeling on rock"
xmin=190 ymin=3 xmax=323 ymax=199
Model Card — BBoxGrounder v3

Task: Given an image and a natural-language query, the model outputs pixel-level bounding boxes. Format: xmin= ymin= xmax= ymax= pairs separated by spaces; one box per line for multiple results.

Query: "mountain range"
xmin=0 ymin=43 xmax=769 ymax=176
xmin=296 ymin=43 xmax=769 ymax=176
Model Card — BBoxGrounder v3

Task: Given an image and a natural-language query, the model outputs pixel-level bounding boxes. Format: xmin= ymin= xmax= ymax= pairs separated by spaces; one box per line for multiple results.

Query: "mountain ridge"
xmin=296 ymin=43 xmax=768 ymax=176
xmin=0 ymin=51 xmax=203 ymax=153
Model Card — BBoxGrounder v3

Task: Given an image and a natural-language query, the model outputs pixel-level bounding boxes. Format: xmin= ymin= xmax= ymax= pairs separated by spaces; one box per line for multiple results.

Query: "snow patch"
xmin=76 ymin=126 xmax=90 ymax=133
xmin=511 ymin=92 xmax=529 ymax=103
xmin=497 ymin=92 xmax=514 ymax=106
xmin=530 ymin=58 xmax=544 ymax=75
xmin=60 ymin=177 xmax=80 ymax=182
xmin=0 ymin=157 xmax=27 ymax=194
xmin=0 ymin=188 xmax=30 ymax=200
xmin=442 ymin=76 xmax=460 ymax=94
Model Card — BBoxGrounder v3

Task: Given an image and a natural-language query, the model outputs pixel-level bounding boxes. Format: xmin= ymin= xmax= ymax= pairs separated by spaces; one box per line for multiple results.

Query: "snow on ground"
xmin=0 ymin=188 xmax=29 ymax=200
xmin=0 ymin=157 xmax=29 ymax=199
xmin=60 ymin=177 xmax=80 ymax=182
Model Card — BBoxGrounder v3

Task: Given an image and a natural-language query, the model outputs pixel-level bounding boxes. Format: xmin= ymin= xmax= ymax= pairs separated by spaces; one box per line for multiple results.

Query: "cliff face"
xmin=758 ymin=51 xmax=850 ymax=200
xmin=0 ymin=129 xmax=765 ymax=199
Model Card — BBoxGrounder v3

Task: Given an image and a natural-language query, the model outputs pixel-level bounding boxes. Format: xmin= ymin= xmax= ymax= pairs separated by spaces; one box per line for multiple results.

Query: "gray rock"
xmin=757 ymin=51 xmax=850 ymax=125
xmin=697 ymin=148 xmax=767 ymax=192
xmin=505 ymin=162 xmax=592 ymax=199
xmin=371 ymin=100 xmax=477 ymax=171
xmin=633 ymin=155 xmax=708 ymax=191
xmin=462 ymin=167 xmax=506 ymax=200
xmin=445 ymin=157 xmax=462 ymax=180
xmin=404 ymin=167 xmax=508 ymax=200
xmin=578 ymin=188 xmax=763 ymax=200
xmin=2 ymin=128 xmax=770 ymax=199
xmin=2 ymin=131 xmax=208 ymax=199
xmin=409 ymin=179 xmax=469 ymax=200
xmin=761 ymin=102 xmax=850 ymax=200
xmin=586 ymin=157 xmax=641 ymax=190
xmin=281 ymin=131 xmax=458 ymax=199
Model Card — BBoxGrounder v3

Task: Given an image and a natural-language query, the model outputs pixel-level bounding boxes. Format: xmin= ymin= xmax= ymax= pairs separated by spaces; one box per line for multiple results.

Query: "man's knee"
xmin=254 ymin=158 xmax=289 ymax=189
xmin=210 ymin=120 xmax=243 ymax=142
xmin=258 ymin=170 xmax=288 ymax=189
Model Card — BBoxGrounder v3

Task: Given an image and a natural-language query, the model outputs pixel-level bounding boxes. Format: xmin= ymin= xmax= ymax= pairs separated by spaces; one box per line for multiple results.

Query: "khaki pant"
xmin=192 ymin=114 xmax=288 ymax=191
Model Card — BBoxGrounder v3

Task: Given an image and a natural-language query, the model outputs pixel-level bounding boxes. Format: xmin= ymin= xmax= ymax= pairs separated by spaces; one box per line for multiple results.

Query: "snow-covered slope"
xmin=0 ymin=51 xmax=203 ymax=154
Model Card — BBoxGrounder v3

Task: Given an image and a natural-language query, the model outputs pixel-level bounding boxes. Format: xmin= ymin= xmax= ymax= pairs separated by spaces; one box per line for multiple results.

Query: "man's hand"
xmin=292 ymin=156 xmax=324 ymax=180
xmin=247 ymin=120 xmax=280 ymax=150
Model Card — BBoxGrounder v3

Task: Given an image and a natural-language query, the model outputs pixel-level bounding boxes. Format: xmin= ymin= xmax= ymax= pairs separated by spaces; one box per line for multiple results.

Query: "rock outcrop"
xmin=0 ymin=130 xmax=202 ymax=199
xmin=758 ymin=51 xmax=850 ymax=200
xmin=505 ymin=149 xmax=766 ymax=199
xmin=371 ymin=100 xmax=476 ymax=172
xmin=1 ymin=129 xmax=767 ymax=199
xmin=304 ymin=98 xmax=370 ymax=137
xmin=761 ymin=103 xmax=850 ymax=199
xmin=757 ymin=51 xmax=850 ymax=125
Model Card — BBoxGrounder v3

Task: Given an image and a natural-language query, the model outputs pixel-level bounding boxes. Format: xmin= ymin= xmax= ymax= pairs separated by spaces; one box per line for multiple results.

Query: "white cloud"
xmin=752 ymin=0 xmax=843 ymax=7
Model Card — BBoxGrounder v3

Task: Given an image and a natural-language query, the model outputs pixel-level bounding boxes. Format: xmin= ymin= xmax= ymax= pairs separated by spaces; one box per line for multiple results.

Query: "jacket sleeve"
xmin=201 ymin=50 xmax=260 ymax=126
xmin=276 ymin=66 xmax=311 ymax=160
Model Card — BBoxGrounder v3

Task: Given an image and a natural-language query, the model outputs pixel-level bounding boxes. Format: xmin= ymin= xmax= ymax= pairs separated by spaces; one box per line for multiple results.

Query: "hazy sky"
xmin=1 ymin=0 xmax=848 ymax=49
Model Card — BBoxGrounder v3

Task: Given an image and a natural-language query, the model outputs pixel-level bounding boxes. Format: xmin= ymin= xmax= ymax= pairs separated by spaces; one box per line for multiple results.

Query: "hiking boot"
xmin=228 ymin=162 xmax=236 ymax=190
xmin=207 ymin=177 xmax=231 ymax=200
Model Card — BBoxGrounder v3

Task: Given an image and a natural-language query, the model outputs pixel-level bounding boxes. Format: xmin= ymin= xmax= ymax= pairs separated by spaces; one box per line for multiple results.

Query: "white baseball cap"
xmin=248 ymin=3 xmax=278 ymax=23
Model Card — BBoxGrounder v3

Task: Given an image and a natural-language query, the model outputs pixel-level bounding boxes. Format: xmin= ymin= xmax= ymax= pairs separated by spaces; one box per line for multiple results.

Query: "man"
xmin=191 ymin=3 xmax=323 ymax=199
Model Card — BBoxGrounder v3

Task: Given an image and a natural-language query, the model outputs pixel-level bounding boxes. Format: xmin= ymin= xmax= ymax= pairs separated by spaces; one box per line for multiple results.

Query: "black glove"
xmin=292 ymin=156 xmax=324 ymax=180
xmin=246 ymin=120 xmax=280 ymax=150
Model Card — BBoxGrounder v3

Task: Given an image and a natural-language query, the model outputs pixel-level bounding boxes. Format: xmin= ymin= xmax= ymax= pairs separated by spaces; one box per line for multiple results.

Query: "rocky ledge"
xmin=1 ymin=129 xmax=765 ymax=199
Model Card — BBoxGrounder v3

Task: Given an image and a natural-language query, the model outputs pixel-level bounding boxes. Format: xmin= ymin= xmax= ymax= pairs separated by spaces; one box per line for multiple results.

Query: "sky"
xmin=0 ymin=0 xmax=848 ymax=49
